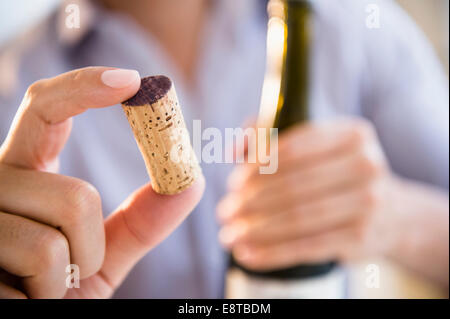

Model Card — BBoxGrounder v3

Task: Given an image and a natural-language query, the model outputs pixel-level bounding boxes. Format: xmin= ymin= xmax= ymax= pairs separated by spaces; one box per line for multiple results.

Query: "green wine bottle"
xmin=226 ymin=0 xmax=343 ymax=298
xmin=275 ymin=0 xmax=310 ymax=128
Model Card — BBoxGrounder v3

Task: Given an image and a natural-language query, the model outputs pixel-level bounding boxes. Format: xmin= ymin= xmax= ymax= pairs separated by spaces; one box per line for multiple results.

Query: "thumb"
xmin=102 ymin=176 xmax=205 ymax=288
xmin=67 ymin=176 xmax=205 ymax=298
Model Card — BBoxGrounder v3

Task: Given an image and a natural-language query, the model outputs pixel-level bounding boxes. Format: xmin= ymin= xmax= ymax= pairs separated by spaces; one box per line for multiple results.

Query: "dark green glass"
xmin=230 ymin=0 xmax=335 ymax=279
xmin=274 ymin=0 xmax=310 ymax=129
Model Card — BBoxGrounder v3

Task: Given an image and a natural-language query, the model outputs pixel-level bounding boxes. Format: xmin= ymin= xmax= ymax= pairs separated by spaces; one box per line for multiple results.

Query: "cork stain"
xmin=123 ymin=75 xmax=172 ymax=106
xmin=121 ymin=75 xmax=200 ymax=194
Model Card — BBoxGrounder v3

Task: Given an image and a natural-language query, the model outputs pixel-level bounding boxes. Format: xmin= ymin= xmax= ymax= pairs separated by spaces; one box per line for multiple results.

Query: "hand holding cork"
xmin=0 ymin=67 xmax=204 ymax=298
xmin=122 ymin=75 xmax=202 ymax=195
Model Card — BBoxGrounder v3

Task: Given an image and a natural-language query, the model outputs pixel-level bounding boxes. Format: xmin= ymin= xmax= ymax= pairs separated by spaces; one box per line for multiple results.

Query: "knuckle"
xmin=353 ymin=219 xmax=370 ymax=243
xmin=66 ymin=68 xmax=91 ymax=104
xmin=69 ymin=68 xmax=85 ymax=86
xmin=357 ymin=153 xmax=381 ymax=178
xmin=26 ymin=80 xmax=45 ymax=96
xmin=36 ymin=229 xmax=70 ymax=272
xmin=63 ymin=179 xmax=102 ymax=225
xmin=349 ymin=119 xmax=375 ymax=147
xmin=354 ymin=118 xmax=375 ymax=136
xmin=25 ymin=79 xmax=47 ymax=102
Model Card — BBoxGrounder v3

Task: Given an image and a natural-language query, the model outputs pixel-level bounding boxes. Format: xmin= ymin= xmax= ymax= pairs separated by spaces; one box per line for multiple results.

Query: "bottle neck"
xmin=273 ymin=0 xmax=312 ymax=130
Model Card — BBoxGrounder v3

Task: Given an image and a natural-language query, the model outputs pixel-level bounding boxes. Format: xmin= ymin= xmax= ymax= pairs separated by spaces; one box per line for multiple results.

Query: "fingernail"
xmin=101 ymin=69 xmax=140 ymax=88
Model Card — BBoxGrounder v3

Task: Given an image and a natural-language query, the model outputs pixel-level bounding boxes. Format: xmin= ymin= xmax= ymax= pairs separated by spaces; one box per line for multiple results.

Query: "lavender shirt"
xmin=0 ymin=0 xmax=448 ymax=298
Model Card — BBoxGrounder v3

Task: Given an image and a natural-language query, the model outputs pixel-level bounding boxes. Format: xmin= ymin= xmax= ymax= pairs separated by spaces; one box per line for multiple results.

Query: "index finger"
xmin=0 ymin=67 xmax=140 ymax=169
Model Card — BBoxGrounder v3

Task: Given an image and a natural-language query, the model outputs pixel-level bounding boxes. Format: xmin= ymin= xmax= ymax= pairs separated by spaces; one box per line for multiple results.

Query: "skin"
xmin=0 ymin=67 xmax=205 ymax=298
xmin=217 ymin=120 xmax=449 ymax=290
xmin=0 ymin=0 xmax=448 ymax=298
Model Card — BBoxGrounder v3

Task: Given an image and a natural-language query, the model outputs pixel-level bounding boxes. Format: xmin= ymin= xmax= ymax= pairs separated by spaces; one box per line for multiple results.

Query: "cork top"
xmin=123 ymin=75 xmax=172 ymax=106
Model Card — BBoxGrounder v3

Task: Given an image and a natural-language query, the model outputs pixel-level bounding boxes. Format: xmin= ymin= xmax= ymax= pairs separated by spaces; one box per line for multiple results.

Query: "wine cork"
xmin=122 ymin=75 xmax=201 ymax=195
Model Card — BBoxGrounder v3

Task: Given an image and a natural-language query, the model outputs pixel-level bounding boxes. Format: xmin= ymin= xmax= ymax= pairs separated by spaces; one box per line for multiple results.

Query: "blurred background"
xmin=0 ymin=0 xmax=448 ymax=299
xmin=1 ymin=0 xmax=449 ymax=73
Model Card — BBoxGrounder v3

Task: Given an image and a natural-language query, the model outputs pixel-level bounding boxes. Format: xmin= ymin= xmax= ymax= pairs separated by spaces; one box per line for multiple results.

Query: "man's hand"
xmin=217 ymin=119 xmax=390 ymax=271
xmin=0 ymin=67 xmax=205 ymax=298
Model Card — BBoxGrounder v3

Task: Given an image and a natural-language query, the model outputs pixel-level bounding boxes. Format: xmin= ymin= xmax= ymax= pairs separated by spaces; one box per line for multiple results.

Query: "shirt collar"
xmin=55 ymin=0 xmax=265 ymax=50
